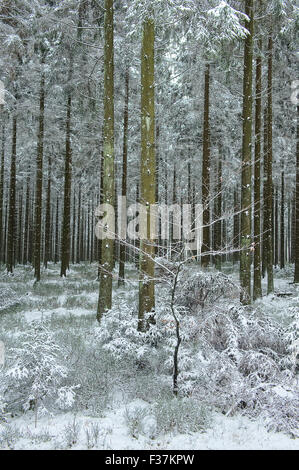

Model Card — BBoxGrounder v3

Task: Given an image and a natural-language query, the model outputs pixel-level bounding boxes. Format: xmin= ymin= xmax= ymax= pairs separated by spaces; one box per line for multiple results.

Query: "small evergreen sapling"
xmin=5 ymin=321 xmax=77 ymax=426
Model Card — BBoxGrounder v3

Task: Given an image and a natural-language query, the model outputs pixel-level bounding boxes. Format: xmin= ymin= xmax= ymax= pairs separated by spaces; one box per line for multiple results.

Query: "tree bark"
xmin=118 ymin=69 xmax=129 ymax=287
xmin=0 ymin=121 xmax=5 ymax=263
xmin=6 ymin=115 xmax=17 ymax=273
xmin=294 ymin=105 xmax=299 ymax=282
xmin=34 ymin=62 xmax=45 ymax=281
xmin=44 ymin=157 xmax=51 ymax=269
xmin=253 ymin=42 xmax=262 ymax=300
xmin=60 ymin=57 xmax=73 ymax=277
xmin=97 ymin=0 xmax=115 ymax=320
xmin=240 ymin=0 xmax=254 ymax=305
xmin=265 ymin=34 xmax=274 ymax=294
xmin=280 ymin=169 xmax=285 ymax=269
xmin=138 ymin=17 xmax=156 ymax=331
xmin=201 ymin=63 xmax=211 ymax=267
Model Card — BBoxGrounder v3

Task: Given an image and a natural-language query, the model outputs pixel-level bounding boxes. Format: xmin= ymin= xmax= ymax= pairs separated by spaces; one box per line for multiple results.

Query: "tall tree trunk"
xmin=253 ymin=42 xmax=262 ymax=300
xmin=214 ymin=153 xmax=222 ymax=270
xmin=262 ymin=107 xmax=268 ymax=278
xmin=138 ymin=17 xmax=156 ymax=331
xmin=240 ymin=0 xmax=253 ymax=305
xmin=170 ymin=163 xmax=177 ymax=259
xmin=0 ymin=121 xmax=4 ymax=263
xmin=54 ymin=196 xmax=59 ymax=264
xmin=233 ymin=188 xmax=240 ymax=264
xmin=97 ymin=0 xmax=115 ymax=320
xmin=265 ymin=34 xmax=274 ymax=294
xmin=60 ymin=57 xmax=73 ymax=277
xmin=17 ymin=191 xmax=23 ymax=264
xmin=274 ymin=187 xmax=278 ymax=267
xmin=76 ymin=185 xmax=81 ymax=264
xmin=294 ymin=105 xmax=299 ymax=282
xmin=34 ymin=62 xmax=45 ymax=281
xmin=28 ymin=196 xmax=34 ymax=265
xmin=201 ymin=63 xmax=211 ymax=267
xmin=71 ymin=189 xmax=76 ymax=264
xmin=23 ymin=164 xmax=30 ymax=264
xmin=6 ymin=115 xmax=17 ymax=273
xmin=118 ymin=69 xmax=129 ymax=287
xmin=44 ymin=157 xmax=51 ymax=269
xmin=280 ymin=169 xmax=285 ymax=269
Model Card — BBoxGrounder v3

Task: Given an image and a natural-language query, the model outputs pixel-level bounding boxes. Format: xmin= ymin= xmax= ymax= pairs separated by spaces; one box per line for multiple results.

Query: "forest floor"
xmin=0 ymin=262 xmax=298 ymax=450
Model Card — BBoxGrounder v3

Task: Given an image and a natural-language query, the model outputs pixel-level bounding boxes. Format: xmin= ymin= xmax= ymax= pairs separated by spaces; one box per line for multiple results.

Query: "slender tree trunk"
xmin=54 ymin=196 xmax=59 ymax=264
xmin=265 ymin=34 xmax=274 ymax=294
xmin=97 ymin=0 xmax=115 ymax=320
xmin=233 ymin=188 xmax=240 ymax=264
xmin=34 ymin=62 xmax=45 ymax=281
xmin=76 ymin=185 xmax=81 ymax=264
xmin=280 ymin=169 xmax=285 ymax=269
xmin=138 ymin=17 xmax=156 ymax=331
xmin=253 ymin=42 xmax=262 ymax=300
xmin=28 ymin=197 xmax=34 ymax=265
xmin=44 ymin=157 xmax=51 ymax=268
xmin=118 ymin=70 xmax=129 ymax=287
xmin=17 ymin=192 xmax=23 ymax=264
xmin=0 ymin=121 xmax=4 ymax=263
xmin=201 ymin=63 xmax=211 ymax=267
xmin=294 ymin=105 xmax=299 ymax=282
xmin=170 ymin=163 xmax=177 ymax=259
xmin=6 ymin=115 xmax=17 ymax=273
xmin=60 ymin=57 xmax=73 ymax=277
xmin=240 ymin=0 xmax=254 ymax=305
xmin=23 ymin=165 xmax=30 ymax=265
xmin=71 ymin=190 xmax=76 ymax=264
xmin=214 ymin=154 xmax=222 ymax=270
xmin=262 ymin=107 xmax=268 ymax=278
xmin=274 ymin=187 xmax=278 ymax=267
xmin=3 ymin=201 xmax=7 ymax=264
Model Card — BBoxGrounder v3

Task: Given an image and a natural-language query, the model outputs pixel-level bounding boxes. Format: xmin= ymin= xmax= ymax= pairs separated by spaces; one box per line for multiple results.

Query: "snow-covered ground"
xmin=0 ymin=262 xmax=298 ymax=450
xmin=1 ymin=401 xmax=298 ymax=450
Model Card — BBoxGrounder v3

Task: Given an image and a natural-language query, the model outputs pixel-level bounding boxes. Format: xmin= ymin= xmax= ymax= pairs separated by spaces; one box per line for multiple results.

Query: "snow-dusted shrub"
xmin=0 ymin=394 xmax=6 ymax=422
xmin=124 ymin=405 xmax=149 ymax=438
xmin=286 ymin=309 xmax=299 ymax=373
xmin=95 ymin=305 xmax=162 ymax=365
xmin=176 ymin=270 xmax=237 ymax=312
xmin=59 ymin=328 xmax=115 ymax=417
xmin=153 ymin=397 xmax=210 ymax=435
xmin=0 ymin=424 xmax=23 ymax=450
xmin=85 ymin=422 xmax=100 ymax=449
xmin=0 ymin=287 xmax=20 ymax=312
xmin=64 ymin=417 xmax=81 ymax=448
xmin=4 ymin=321 xmax=77 ymax=419
xmin=254 ymin=385 xmax=299 ymax=437
xmin=184 ymin=303 xmax=298 ymax=435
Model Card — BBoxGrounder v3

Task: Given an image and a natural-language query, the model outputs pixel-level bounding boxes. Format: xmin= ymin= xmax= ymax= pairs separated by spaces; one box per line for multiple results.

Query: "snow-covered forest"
xmin=0 ymin=0 xmax=298 ymax=451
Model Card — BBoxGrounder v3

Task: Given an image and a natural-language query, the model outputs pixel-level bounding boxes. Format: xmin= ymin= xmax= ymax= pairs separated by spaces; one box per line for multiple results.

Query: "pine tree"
xmin=44 ymin=157 xmax=51 ymax=269
xmin=97 ymin=0 xmax=115 ymax=321
xmin=6 ymin=115 xmax=17 ymax=274
xmin=201 ymin=63 xmax=211 ymax=267
xmin=118 ymin=69 xmax=129 ymax=287
xmin=253 ymin=39 xmax=262 ymax=300
xmin=0 ymin=120 xmax=5 ymax=263
xmin=138 ymin=16 xmax=156 ymax=331
xmin=294 ymin=105 xmax=299 ymax=283
xmin=265 ymin=33 xmax=274 ymax=294
xmin=240 ymin=0 xmax=254 ymax=305
xmin=23 ymin=164 xmax=31 ymax=265
xmin=280 ymin=168 xmax=285 ymax=270
xmin=60 ymin=56 xmax=73 ymax=277
xmin=34 ymin=55 xmax=45 ymax=282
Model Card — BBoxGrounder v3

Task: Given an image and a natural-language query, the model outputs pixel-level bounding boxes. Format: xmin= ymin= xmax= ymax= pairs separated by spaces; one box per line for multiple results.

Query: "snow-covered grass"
xmin=0 ymin=262 xmax=298 ymax=450
xmin=0 ymin=402 xmax=298 ymax=450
